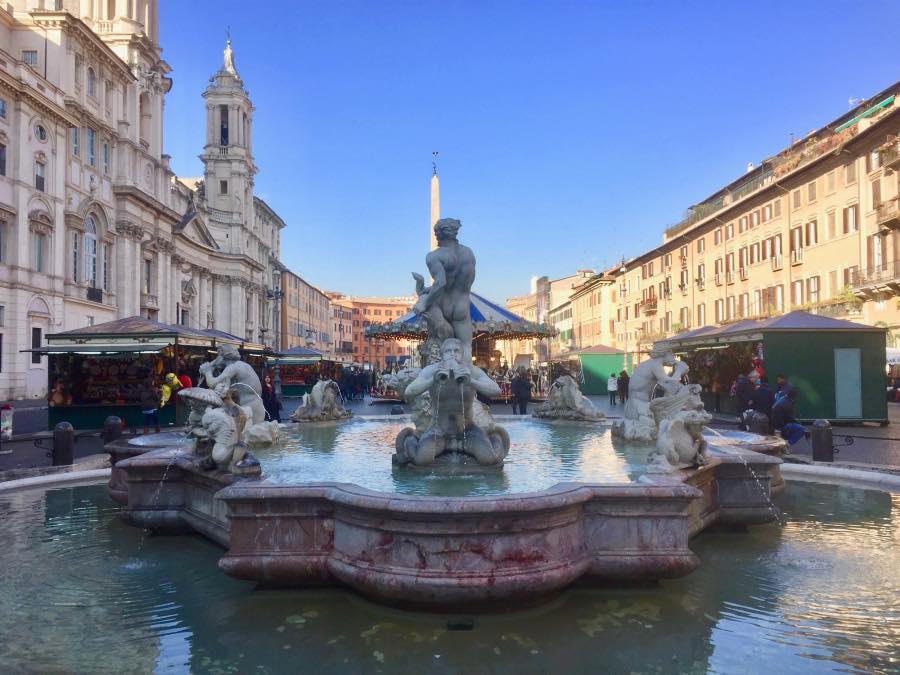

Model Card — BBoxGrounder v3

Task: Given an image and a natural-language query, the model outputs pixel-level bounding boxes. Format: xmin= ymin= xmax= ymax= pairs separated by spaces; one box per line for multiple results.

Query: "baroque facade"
xmin=0 ymin=2 xmax=284 ymax=399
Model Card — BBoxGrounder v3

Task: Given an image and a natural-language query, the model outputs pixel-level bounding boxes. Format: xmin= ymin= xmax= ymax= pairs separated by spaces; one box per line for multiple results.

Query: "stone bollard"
xmin=52 ymin=421 xmax=75 ymax=466
xmin=102 ymin=416 xmax=124 ymax=444
xmin=811 ymin=419 xmax=833 ymax=462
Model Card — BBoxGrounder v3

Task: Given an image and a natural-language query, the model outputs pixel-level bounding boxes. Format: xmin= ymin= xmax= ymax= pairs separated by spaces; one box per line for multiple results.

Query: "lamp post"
xmin=267 ymin=286 xmax=285 ymax=397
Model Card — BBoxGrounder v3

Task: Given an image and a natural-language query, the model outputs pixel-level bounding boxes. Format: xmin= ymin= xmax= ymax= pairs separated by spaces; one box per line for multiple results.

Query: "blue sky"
xmin=161 ymin=1 xmax=900 ymax=300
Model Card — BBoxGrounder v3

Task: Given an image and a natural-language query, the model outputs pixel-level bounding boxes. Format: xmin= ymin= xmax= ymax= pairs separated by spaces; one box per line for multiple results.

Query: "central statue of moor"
xmin=393 ymin=218 xmax=510 ymax=467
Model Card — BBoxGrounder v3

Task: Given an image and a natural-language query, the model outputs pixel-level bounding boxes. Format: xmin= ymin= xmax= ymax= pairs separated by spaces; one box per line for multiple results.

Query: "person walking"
xmin=617 ymin=370 xmax=630 ymax=404
xmin=510 ymin=367 xmax=532 ymax=415
xmin=607 ymin=373 xmax=618 ymax=406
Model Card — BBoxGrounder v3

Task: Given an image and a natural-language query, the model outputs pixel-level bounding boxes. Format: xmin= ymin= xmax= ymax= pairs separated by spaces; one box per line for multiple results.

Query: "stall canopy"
xmin=656 ymin=311 xmax=887 ymax=423
xmin=365 ymin=292 xmax=557 ymax=341
xmin=32 ymin=315 xmax=215 ymax=352
xmin=658 ymin=311 xmax=885 ymax=349
xmin=268 ymin=346 xmax=325 ymax=365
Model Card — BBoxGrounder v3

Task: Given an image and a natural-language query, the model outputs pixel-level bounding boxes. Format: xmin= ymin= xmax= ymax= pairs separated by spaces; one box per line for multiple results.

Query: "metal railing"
xmin=791 ymin=248 xmax=804 ymax=264
xmin=876 ymin=197 xmax=900 ymax=228
xmin=853 ymin=259 xmax=900 ymax=287
xmin=771 ymin=254 xmax=784 ymax=270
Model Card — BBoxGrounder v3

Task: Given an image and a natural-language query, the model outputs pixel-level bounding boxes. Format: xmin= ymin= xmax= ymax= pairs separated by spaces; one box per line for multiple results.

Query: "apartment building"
xmin=569 ymin=272 xmax=617 ymax=352
xmin=324 ymin=292 xmax=354 ymax=361
xmin=281 ymin=270 xmax=332 ymax=355
xmin=612 ymin=81 xmax=900 ymax=363
xmin=504 ymin=271 xmax=593 ymax=365
xmin=347 ymin=295 xmax=415 ymax=370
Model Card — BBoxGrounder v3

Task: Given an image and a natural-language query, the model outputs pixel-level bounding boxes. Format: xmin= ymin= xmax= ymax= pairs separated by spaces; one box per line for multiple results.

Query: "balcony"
xmin=678 ymin=283 xmax=688 ymax=295
xmin=771 ymin=254 xmax=783 ymax=271
xmin=86 ymin=287 xmax=103 ymax=303
xmin=814 ymin=299 xmax=864 ymax=319
xmin=882 ymin=141 xmax=900 ymax=171
xmin=715 ymin=273 xmax=723 ymax=286
xmin=696 ymin=278 xmax=705 ymax=291
xmin=791 ymin=248 xmax=803 ymax=265
xmin=852 ymin=259 xmax=900 ymax=298
xmin=739 ymin=268 xmax=749 ymax=281
xmin=140 ymin=293 xmax=159 ymax=310
xmin=726 ymin=271 xmax=735 ymax=285
xmin=640 ymin=298 xmax=658 ymax=314
xmin=875 ymin=197 xmax=900 ymax=230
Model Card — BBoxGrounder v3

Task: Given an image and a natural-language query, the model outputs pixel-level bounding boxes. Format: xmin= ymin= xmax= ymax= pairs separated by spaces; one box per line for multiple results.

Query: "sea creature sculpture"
xmin=290 ymin=379 xmax=352 ymax=422
xmin=650 ymin=407 xmax=713 ymax=470
xmin=533 ymin=374 xmax=605 ymax=421
xmin=393 ymin=338 xmax=509 ymax=466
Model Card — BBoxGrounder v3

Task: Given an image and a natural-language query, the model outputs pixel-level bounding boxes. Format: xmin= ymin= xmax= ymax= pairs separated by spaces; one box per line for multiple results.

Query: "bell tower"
xmin=201 ymin=37 xmax=256 ymax=230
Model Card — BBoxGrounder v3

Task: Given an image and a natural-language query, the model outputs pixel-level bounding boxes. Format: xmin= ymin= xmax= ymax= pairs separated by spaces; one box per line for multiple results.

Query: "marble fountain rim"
xmin=114 ymin=447 xmax=790 ymax=509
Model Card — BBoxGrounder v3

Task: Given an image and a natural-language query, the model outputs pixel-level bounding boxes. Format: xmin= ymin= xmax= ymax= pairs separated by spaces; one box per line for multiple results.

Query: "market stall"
xmin=657 ymin=311 xmax=887 ymax=423
xmin=33 ymin=316 xmax=215 ymax=430
xmin=266 ymin=346 xmax=347 ymax=398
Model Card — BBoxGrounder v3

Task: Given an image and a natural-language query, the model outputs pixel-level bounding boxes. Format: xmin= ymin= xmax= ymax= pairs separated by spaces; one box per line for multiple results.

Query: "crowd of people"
xmin=732 ymin=372 xmax=801 ymax=442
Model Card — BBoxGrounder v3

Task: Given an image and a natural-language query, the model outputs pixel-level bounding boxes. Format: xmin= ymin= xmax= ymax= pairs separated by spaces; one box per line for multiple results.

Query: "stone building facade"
xmin=509 ymin=80 xmax=900 ymax=367
xmin=612 ymin=80 xmax=900 ymax=364
xmin=0 ymin=2 xmax=285 ymax=399
xmin=281 ymin=269 xmax=332 ymax=356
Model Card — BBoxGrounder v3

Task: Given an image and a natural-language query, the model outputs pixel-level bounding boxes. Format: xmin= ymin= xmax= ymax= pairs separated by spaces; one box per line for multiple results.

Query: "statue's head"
xmin=217 ymin=344 xmax=241 ymax=362
xmin=649 ymin=344 xmax=676 ymax=366
xmin=440 ymin=337 xmax=464 ymax=363
xmin=434 ymin=218 xmax=461 ymax=243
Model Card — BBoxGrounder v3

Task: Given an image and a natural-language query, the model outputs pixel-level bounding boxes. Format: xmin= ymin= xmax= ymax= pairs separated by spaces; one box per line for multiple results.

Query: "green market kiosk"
xmin=37 ymin=316 xmax=216 ymax=430
xmin=553 ymin=345 xmax=631 ymax=396
xmin=657 ymin=310 xmax=887 ymax=423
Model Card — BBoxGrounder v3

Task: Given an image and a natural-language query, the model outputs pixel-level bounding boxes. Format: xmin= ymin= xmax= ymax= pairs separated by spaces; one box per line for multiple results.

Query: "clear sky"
xmin=160 ymin=0 xmax=900 ymax=301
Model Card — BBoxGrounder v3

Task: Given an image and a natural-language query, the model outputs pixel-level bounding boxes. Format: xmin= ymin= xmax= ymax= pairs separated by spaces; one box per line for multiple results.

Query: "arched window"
xmin=84 ymin=215 xmax=98 ymax=287
xmin=87 ymin=68 xmax=96 ymax=98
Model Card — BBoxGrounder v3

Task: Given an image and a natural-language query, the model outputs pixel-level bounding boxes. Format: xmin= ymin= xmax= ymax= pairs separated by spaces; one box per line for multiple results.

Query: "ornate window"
xmin=34 ymin=159 xmax=46 ymax=192
xmin=86 ymin=128 xmax=96 ymax=166
xmin=84 ymin=215 xmax=98 ymax=287
xmin=87 ymin=68 xmax=97 ymax=97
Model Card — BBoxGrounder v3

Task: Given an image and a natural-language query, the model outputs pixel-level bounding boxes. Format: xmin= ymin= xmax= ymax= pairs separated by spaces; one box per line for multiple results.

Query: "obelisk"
xmin=430 ymin=158 xmax=440 ymax=251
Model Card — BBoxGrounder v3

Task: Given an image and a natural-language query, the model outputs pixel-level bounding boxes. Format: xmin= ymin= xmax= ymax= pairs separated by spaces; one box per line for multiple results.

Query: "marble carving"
xmin=533 ymin=374 xmax=605 ymax=421
xmin=289 ymin=379 xmax=352 ymax=422
xmin=393 ymin=219 xmax=510 ymax=466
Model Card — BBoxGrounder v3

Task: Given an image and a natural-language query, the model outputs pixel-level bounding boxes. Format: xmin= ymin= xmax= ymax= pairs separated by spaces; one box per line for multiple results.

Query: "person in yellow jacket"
xmin=160 ymin=372 xmax=183 ymax=407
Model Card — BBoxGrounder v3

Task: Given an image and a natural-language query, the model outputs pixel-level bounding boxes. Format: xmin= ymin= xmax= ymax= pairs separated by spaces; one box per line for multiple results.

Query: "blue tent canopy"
xmin=366 ymin=292 xmax=556 ymax=340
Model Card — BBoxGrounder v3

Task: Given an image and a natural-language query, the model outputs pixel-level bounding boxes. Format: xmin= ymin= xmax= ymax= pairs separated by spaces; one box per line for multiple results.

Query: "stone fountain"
xmin=105 ymin=217 xmax=786 ymax=609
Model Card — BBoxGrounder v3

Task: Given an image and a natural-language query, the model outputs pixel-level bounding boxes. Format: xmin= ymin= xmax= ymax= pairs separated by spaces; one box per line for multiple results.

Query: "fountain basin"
xmin=111 ymin=432 xmax=782 ymax=608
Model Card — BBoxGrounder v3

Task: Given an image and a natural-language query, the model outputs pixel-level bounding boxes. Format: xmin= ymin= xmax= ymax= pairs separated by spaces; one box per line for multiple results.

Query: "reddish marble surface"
xmin=112 ymin=444 xmax=782 ymax=608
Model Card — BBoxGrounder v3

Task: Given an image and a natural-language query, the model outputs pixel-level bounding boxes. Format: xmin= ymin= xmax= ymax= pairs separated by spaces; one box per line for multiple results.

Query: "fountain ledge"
xmin=109 ymin=441 xmax=782 ymax=608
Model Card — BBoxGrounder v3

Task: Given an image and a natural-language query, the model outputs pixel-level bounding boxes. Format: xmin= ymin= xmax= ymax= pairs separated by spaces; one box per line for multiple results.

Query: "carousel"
xmin=365 ymin=292 xmax=557 ymax=373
